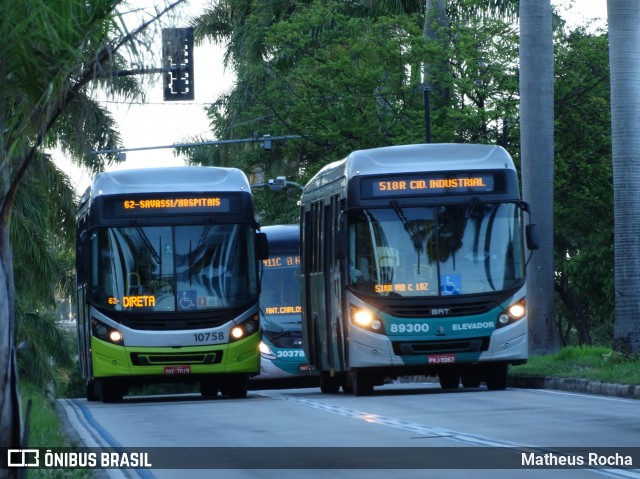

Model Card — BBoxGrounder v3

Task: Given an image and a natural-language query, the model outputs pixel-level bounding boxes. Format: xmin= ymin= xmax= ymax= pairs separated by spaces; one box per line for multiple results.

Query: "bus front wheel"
xmin=97 ymin=379 xmax=125 ymax=403
xmin=438 ymin=370 xmax=460 ymax=389
xmin=200 ymin=380 xmax=220 ymax=399
xmin=484 ymin=363 xmax=508 ymax=391
xmin=351 ymin=371 xmax=374 ymax=396
xmin=220 ymin=375 xmax=249 ymax=398
xmin=461 ymin=368 xmax=482 ymax=388
xmin=320 ymin=371 xmax=341 ymax=394
xmin=86 ymin=380 xmax=98 ymax=401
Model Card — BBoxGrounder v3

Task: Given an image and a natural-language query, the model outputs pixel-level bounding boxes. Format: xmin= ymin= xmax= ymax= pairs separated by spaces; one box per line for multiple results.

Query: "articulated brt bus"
xmin=252 ymin=225 xmax=318 ymax=388
xmin=76 ymin=167 xmax=267 ymax=402
xmin=300 ymin=144 xmax=537 ymax=396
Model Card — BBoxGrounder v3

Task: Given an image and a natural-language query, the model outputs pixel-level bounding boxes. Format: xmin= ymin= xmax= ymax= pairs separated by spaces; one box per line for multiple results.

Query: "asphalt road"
xmin=55 ymin=382 xmax=640 ymax=479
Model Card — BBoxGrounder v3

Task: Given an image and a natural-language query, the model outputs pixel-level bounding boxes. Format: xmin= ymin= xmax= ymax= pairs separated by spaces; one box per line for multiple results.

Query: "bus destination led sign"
xmin=262 ymin=255 xmax=300 ymax=268
xmin=105 ymin=195 xmax=232 ymax=216
xmin=123 ymin=197 xmax=225 ymax=210
xmin=362 ymin=172 xmax=502 ymax=199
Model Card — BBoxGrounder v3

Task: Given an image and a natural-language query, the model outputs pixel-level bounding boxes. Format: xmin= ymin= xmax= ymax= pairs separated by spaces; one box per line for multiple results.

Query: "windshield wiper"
xmin=464 ymin=196 xmax=481 ymax=218
xmin=391 ymin=200 xmax=428 ymax=273
xmin=131 ymin=221 xmax=162 ymax=265
xmin=391 ymin=200 xmax=409 ymax=230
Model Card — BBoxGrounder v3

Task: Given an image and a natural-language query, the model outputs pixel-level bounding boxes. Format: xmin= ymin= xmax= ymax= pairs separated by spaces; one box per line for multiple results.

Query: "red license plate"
xmin=427 ymin=354 xmax=456 ymax=365
xmin=164 ymin=365 xmax=191 ymax=375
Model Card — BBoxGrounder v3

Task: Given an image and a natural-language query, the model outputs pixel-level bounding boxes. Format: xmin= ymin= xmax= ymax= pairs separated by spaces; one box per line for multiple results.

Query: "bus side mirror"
xmin=526 ymin=224 xmax=539 ymax=251
xmin=76 ymin=230 xmax=90 ymax=283
xmin=256 ymin=232 xmax=269 ymax=260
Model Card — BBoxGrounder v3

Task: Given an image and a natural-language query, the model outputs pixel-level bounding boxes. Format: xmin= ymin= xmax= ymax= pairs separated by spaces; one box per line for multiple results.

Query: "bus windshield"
xmin=91 ymin=223 xmax=258 ymax=312
xmin=348 ymin=202 xmax=525 ymax=297
xmin=260 ymin=255 xmax=302 ymax=342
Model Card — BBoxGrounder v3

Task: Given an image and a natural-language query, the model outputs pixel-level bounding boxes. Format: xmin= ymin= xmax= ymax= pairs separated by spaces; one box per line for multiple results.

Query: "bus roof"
xmin=261 ymin=224 xmax=299 ymax=253
xmin=85 ymin=166 xmax=251 ymax=200
xmin=302 ymin=143 xmax=514 ymax=197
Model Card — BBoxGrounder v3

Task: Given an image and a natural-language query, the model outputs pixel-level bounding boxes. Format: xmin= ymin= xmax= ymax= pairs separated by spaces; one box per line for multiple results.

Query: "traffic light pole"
xmin=92 ymin=135 xmax=302 ymax=156
xmin=251 ymin=176 xmax=304 ymax=192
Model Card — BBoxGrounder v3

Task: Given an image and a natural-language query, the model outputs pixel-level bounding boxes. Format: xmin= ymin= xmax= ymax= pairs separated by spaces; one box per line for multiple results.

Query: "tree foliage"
xmin=554 ymin=28 xmax=612 ymax=346
xmin=11 ymin=155 xmax=78 ymax=389
xmin=191 ymin=0 xmax=520 ymax=213
xmin=0 ymin=0 xmax=186 ymax=458
xmin=190 ymin=0 xmax=614 ymax=349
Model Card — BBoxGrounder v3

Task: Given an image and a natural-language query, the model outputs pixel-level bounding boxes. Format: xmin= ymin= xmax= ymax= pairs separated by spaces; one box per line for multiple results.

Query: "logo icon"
xmin=8 ymin=449 xmax=40 ymax=467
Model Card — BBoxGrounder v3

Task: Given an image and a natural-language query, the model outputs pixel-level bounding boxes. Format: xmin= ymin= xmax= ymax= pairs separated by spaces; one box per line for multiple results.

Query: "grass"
xmin=510 ymin=345 xmax=640 ymax=385
xmin=20 ymin=381 xmax=91 ymax=479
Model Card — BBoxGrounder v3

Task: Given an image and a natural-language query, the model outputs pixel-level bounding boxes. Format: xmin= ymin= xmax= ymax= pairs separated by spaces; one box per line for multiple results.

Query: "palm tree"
xmin=190 ymin=0 xmax=302 ymax=168
xmin=12 ymin=154 xmax=78 ymax=390
xmin=0 ymin=0 xmax=184 ymax=458
xmin=519 ymin=0 xmax=559 ymax=355
xmin=608 ymin=0 xmax=640 ymax=356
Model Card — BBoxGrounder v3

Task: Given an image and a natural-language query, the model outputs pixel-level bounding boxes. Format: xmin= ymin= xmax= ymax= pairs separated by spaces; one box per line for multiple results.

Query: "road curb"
xmin=508 ymin=375 xmax=640 ymax=400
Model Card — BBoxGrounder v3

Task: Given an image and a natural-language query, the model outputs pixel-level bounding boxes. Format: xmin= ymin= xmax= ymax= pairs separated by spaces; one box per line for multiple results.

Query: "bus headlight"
xmin=350 ymin=307 xmax=385 ymax=334
xmin=259 ymin=341 xmax=277 ymax=360
xmin=497 ymin=299 xmax=526 ymax=328
xmin=230 ymin=314 xmax=260 ymax=342
xmin=91 ymin=319 xmax=124 ymax=345
xmin=109 ymin=330 xmax=124 ymax=343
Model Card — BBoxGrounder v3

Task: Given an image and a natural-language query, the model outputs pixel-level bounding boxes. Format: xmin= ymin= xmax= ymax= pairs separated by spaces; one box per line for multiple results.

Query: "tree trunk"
xmin=609 ymin=0 xmax=640 ymax=356
xmin=519 ymin=0 xmax=559 ymax=355
xmin=1 ymin=180 xmax=22 ymax=479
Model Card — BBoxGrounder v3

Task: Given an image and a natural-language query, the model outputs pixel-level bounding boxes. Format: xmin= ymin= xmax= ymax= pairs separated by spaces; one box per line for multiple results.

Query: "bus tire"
xmin=352 ymin=371 xmax=374 ymax=396
xmin=320 ymin=371 xmax=341 ymax=394
xmin=438 ymin=370 xmax=460 ymax=389
xmin=98 ymin=380 xmax=124 ymax=403
xmin=485 ymin=363 xmax=508 ymax=391
xmin=86 ymin=380 xmax=98 ymax=401
xmin=221 ymin=375 xmax=249 ymax=398
xmin=200 ymin=380 xmax=220 ymax=399
xmin=461 ymin=368 xmax=482 ymax=388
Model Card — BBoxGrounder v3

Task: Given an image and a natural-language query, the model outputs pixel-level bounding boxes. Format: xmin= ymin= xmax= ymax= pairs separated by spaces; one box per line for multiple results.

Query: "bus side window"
xmin=357 ymin=257 xmax=370 ymax=282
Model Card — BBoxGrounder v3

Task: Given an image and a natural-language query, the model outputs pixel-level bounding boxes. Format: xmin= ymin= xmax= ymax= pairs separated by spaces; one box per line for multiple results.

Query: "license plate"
xmin=427 ymin=354 xmax=456 ymax=365
xmin=164 ymin=365 xmax=191 ymax=375
xmin=299 ymin=364 xmax=316 ymax=372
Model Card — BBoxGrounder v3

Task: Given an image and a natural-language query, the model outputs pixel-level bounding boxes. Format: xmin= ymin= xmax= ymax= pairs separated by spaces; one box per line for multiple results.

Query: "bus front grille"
xmin=382 ymin=300 xmax=497 ymax=318
xmin=130 ymin=350 xmax=223 ymax=366
xmin=124 ymin=317 xmax=229 ymax=331
xmin=392 ymin=337 xmax=489 ymax=356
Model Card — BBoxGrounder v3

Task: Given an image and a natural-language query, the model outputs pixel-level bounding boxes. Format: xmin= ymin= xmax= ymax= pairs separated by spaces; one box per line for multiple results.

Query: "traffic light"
xmin=162 ymin=28 xmax=194 ymax=101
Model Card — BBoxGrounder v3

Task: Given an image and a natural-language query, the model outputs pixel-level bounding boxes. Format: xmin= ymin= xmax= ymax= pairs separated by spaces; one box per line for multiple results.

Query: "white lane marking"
xmin=260 ymin=392 xmax=640 ymax=479
xmin=260 ymin=392 xmax=525 ymax=447
xmin=524 ymin=388 xmax=640 ymax=404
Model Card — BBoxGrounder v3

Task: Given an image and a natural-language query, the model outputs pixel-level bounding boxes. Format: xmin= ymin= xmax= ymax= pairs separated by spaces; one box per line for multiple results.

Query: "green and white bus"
xmin=76 ymin=166 xmax=267 ymax=402
xmin=300 ymin=144 xmax=537 ymax=396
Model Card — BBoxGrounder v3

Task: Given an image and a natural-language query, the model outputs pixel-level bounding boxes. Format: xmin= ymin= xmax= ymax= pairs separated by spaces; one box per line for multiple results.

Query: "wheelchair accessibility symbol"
xmin=440 ymin=274 xmax=461 ymax=295
xmin=179 ymin=290 xmax=198 ymax=310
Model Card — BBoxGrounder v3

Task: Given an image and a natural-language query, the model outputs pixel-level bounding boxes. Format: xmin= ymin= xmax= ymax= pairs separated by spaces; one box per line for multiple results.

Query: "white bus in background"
xmin=300 ymin=143 xmax=538 ymax=396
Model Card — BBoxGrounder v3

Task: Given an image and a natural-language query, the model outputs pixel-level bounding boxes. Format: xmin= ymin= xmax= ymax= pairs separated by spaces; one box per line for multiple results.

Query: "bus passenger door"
xmin=308 ymin=202 xmax=330 ymax=370
xmin=327 ymin=197 xmax=346 ymax=373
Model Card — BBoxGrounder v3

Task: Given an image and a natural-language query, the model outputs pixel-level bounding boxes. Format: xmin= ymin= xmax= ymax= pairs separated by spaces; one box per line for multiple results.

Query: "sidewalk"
xmin=508 ymin=375 xmax=640 ymax=400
